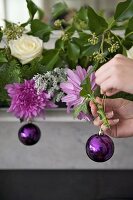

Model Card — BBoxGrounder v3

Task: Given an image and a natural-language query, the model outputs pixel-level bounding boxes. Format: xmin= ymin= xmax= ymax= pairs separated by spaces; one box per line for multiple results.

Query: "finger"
xmin=95 ymin=54 xmax=125 ymax=78
xmin=101 ymin=98 xmax=124 ymax=110
xmin=93 ymin=111 xmax=114 ymax=126
xmin=95 ymin=71 xmax=111 ymax=85
xmin=101 ymin=118 xmax=119 ymax=131
xmin=114 ymin=54 xmax=125 ymax=59
xmin=95 ymin=97 xmax=103 ymax=104
xmin=89 ymin=100 xmax=94 ymax=107
xmin=100 ymin=78 xmax=115 ymax=94
xmin=93 ymin=116 xmax=102 ymax=126
xmin=95 ymin=97 xmax=114 ymax=113
xmin=95 ymin=58 xmax=113 ymax=77
xmin=90 ymin=101 xmax=98 ymax=117
xmin=100 ymin=89 xmax=106 ymax=95
xmin=106 ymin=111 xmax=114 ymax=119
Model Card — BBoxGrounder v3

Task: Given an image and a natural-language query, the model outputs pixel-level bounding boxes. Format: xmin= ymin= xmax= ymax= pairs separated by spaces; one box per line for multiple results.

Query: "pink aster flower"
xmin=5 ymin=80 xmax=56 ymax=120
xmin=88 ymin=66 xmax=97 ymax=91
xmin=77 ymin=111 xmax=94 ymax=121
xmin=60 ymin=66 xmax=96 ymax=121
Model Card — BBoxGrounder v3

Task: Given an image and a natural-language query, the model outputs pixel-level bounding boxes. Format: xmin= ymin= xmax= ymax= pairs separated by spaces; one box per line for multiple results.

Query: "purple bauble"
xmin=18 ymin=123 xmax=41 ymax=145
xmin=86 ymin=134 xmax=114 ymax=162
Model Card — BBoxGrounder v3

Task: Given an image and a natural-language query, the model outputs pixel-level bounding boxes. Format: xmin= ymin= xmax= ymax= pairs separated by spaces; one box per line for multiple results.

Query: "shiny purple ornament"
xmin=18 ymin=123 xmax=41 ymax=145
xmin=86 ymin=134 xmax=114 ymax=162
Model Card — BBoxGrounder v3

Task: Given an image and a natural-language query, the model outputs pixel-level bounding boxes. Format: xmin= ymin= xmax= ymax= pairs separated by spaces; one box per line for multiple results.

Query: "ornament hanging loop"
xmin=98 ymin=128 xmax=104 ymax=135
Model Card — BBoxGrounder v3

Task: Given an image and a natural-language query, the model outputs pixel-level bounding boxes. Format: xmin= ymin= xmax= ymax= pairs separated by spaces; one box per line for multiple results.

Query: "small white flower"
xmin=127 ymin=46 xmax=133 ymax=59
xmin=56 ymin=92 xmax=64 ymax=102
xmin=33 ymin=67 xmax=67 ymax=102
xmin=9 ymin=34 xmax=43 ymax=64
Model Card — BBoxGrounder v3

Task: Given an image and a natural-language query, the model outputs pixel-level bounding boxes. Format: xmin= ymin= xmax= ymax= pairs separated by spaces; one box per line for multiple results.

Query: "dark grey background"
xmin=0 ymin=170 xmax=133 ymax=200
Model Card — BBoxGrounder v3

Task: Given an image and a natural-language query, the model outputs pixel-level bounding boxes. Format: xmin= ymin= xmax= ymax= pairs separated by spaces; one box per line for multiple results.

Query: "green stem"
xmin=106 ymin=19 xmax=116 ymax=31
xmin=100 ymin=34 xmax=105 ymax=54
xmin=97 ymin=103 xmax=110 ymax=128
xmin=89 ymin=95 xmax=110 ymax=128
xmin=113 ymin=33 xmax=123 ymax=47
xmin=125 ymin=31 xmax=133 ymax=38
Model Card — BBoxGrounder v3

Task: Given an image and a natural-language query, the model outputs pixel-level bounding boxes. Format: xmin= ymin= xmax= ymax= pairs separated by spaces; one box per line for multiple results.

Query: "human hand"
xmin=95 ymin=54 xmax=133 ymax=96
xmin=90 ymin=97 xmax=133 ymax=138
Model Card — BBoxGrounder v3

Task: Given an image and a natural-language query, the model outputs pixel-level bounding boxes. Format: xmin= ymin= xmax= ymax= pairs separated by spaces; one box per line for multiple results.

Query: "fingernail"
xmin=113 ymin=119 xmax=119 ymax=123
xmin=101 ymin=89 xmax=103 ymax=94
xmin=101 ymin=125 xmax=108 ymax=132
xmin=106 ymin=111 xmax=114 ymax=118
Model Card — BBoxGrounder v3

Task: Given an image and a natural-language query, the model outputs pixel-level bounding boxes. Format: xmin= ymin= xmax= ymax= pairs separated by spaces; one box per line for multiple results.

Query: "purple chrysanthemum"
xmin=60 ymin=66 xmax=96 ymax=121
xmin=5 ymin=80 xmax=56 ymax=120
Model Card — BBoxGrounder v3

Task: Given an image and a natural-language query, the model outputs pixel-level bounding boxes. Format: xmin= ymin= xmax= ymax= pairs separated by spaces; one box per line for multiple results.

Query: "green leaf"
xmin=0 ymin=52 xmax=8 ymax=63
xmin=123 ymin=37 xmax=133 ymax=49
xmin=65 ymin=26 xmax=75 ymax=35
xmin=55 ymin=38 xmax=64 ymax=50
xmin=26 ymin=0 xmax=38 ymax=19
xmin=22 ymin=0 xmax=44 ymax=27
xmin=52 ymin=2 xmax=68 ymax=19
xmin=114 ymin=0 xmax=133 ymax=22
xmin=80 ymin=76 xmax=92 ymax=97
xmin=87 ymin=6 xmax=108 ymax=34
xmin=124 ymin=17 xmax=133 ymax=49
xmin=78 ymin=32 xmax=90 ymax=41
xmin=31 ymin=19 xmax=52 ymax=42
xmin=77 ymin=7 xmax=88 ymax=22
xmin=41 ymin=49 xmax=60 ymax=71
xmin=67 ymin=42 xmax=80 ymax=62
xmin=73 ymin=102 xmax=88 ymax=118
xmin=94 ymin=86 xmax=100 ymax=98
xmin=81 ymin=42 xmax=101 ymax=57
xmin=26 ymin=0 xmax=44 ymax=20
xmin=125 ymin=17 xmax=133 ymax=38
xmin=78 ymin=56 xmax=90 ymax=69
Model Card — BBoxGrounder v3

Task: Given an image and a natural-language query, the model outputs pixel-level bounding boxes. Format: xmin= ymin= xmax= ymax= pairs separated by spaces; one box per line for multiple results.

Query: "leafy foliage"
xmin=52 ymin=2 xmax=68 ymax=19
xmin=67 ymin=42 xmax=80 ymax=63
xmin=0 ymin=51 xmax=8 ymax=63
xmin=0 ymin=60 xmax=21 ymax=101
xmin=41 ymin=49 xmax=60 ymax=71
xmin=22 ymin=0 xmax=44 ymax=26
xmin=114 ymin=0 xmax=133 ymax=22
xmin=124 ymin=17 xmax=133 ymax=49
xmin=87 ymin=6 xmax=108 ymax=34
xmin=80 ymin=76 xmax=92 ymax=97
xmin=0 ymin=0 xmax=133 ymax=105
xmin=30 ymin=19 xmax=52 ymax=42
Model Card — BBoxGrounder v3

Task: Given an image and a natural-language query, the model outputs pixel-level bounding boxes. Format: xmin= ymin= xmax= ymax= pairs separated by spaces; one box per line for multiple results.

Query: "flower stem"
xmin=89 ymin=95 xmax=110 ymax=128
xmin=96 ymin=103 xmax=110 ymax=128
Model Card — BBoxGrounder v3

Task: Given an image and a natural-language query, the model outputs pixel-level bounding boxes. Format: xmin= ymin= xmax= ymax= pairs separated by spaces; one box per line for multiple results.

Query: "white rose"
xmin=126 ymin=46 xmax=133 ymax=59
xmin=9 ymin=34 xmax=43 ymax=64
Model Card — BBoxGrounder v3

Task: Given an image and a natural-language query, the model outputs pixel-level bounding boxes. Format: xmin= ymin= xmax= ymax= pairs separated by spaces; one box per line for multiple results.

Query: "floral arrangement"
xmin=0 ymin=0 xmax=133 ymax=155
